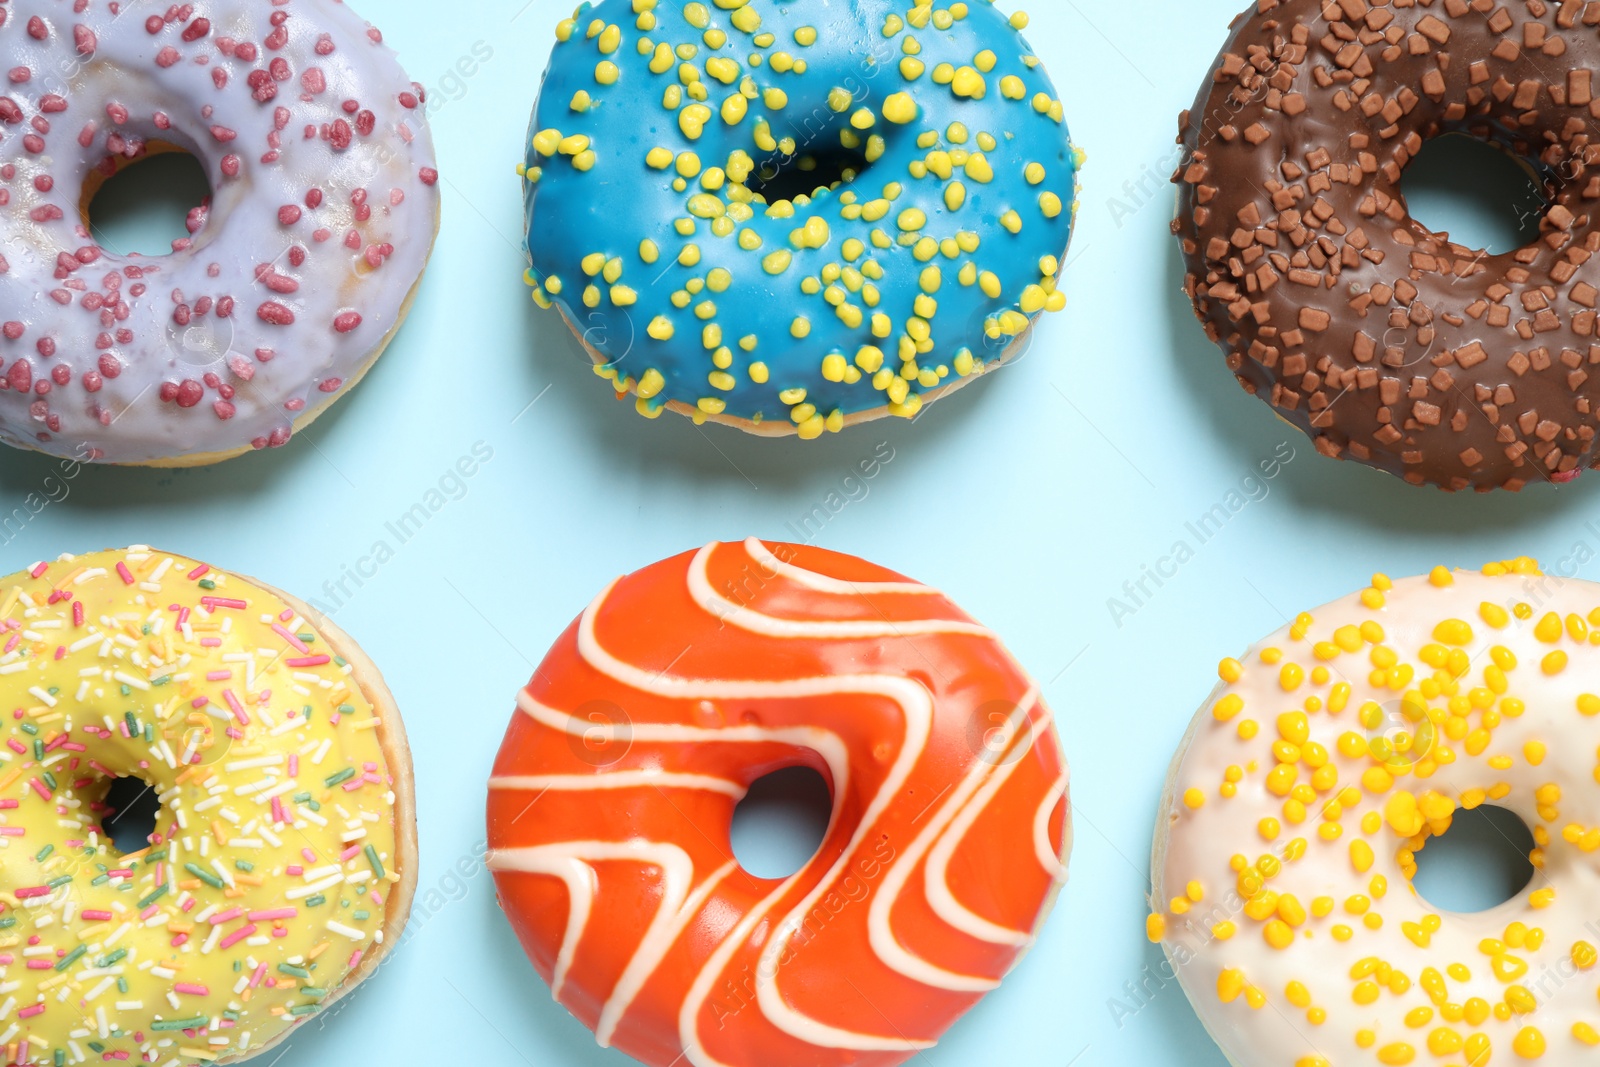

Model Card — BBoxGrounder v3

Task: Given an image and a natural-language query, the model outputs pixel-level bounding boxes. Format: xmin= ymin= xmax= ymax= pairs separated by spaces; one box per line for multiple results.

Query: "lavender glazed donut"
xmin=0 ymin=0 xmax=440 ymax=466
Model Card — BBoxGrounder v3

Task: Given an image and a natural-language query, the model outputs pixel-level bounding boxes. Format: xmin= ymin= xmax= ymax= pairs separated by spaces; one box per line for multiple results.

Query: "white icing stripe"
xmin=516 ymin=692 xmax=849 ymax=810
xmin=486 ymin=841 xmax=694 ymax=1004
xmin=489 ymin=773 xmax=747 ymax=800
xmin=1033 ymin=775 xmax=1070 ymax=883
xmin=691 ymin=544 xmax=992 ymax=639
xmin=598 ymin=860 xmax=739 ymax=1048
xmin=575 ymin=578 xmax=940 ymax=1060
xmin=865 ymin=693 xmax=1041 ymax=992
xmin=743 ymin=538 xmax=943 ymax=597
xmin=923 ymin=701 xmax=1053 ymax=948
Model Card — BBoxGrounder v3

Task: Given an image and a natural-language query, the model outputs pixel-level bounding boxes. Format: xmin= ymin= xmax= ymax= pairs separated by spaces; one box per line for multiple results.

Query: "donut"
xmin=1149 ymin=558 xmax=1600 ymax=1067
xmin=0 ymin=546 xmax=416 ymax=1065
xmin=485 ymin=538 xmax=1069 ymax=1067
xmin=1175 ymin=1 xmax=1600 ymax=491
xmin=0 ymin=0 xmax=440 ymax=467
xmin=519 ymin=0 xmax=1079 ymax=440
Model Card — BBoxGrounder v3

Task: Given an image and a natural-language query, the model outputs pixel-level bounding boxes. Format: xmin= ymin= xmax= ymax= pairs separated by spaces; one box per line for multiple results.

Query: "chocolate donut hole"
xmin=1403 ymin=133 xmax=1547 ymax=255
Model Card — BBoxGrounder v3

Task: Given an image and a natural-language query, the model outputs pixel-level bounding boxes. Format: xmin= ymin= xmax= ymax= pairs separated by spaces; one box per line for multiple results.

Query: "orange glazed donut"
xmin=484 ymin=539 xmax=1070 ymax=1067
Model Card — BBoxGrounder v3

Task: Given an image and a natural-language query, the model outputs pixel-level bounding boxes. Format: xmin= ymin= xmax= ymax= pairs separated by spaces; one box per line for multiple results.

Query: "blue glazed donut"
xmin=520 ymin=0 xmax=1080 ymax=439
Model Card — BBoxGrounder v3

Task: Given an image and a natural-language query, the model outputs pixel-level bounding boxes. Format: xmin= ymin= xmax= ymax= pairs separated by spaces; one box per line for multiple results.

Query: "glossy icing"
xmin=0 ymin=0 xmax=440 ymax=465
xmin=521 ymin=0 xmax=1078 ymax=438
xmin=0 ymin=547 xmax=405 ymax=1065
xmin=1152 ymin=560 xmax=1600 ymax=1067
xmin=486 ymin=538 xmax=1070 ymax=1067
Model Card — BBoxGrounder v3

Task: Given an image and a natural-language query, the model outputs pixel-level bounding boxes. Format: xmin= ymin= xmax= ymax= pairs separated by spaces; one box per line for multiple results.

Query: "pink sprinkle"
xmin=348 ymin=949 xmax=364 ymax=969
xmin=286 ymin=865 xmax=303 ymax=877
xmin=191 ymin=697 xmax=210 ymax=709
xmin=287 ymin=755 xmax=298 ymax=776
xmin=333 ymin=311 xmax=362 ymax=333
xmin=186 ymin=564 xmax=210 ymax=580
xmin=249 ymin=962 xmax=269 ymax=988
xmin=207 ymin=908 xmax=243 ymax=926
xmin=116 ymin=562 xmax=135 ymax=585
xmin=138 ymin=905 xmax=160 ymax=922
xmin=18 ymin=1003 xmax=43 ymax=1019
xmin=301 ymin=848 xmax=317 ymax=863
xmin=27 ymin=779 xmax=50 ymax=801
xmin=81 ymin=910 xmax=112 ymax=921
xmin=14 ymin=886 xmax=50 ymax=899
xmin=339 ymin=845 xmax=361 ymax=862
xmin=285 ymin=655 xmax=330 ymax=668
xmin=222 ymin=689 xmax=249 ymax=726
xmin=271 ymin=623 xmax=309 ymax=653
xmin=29 ymin=563 xmax=47 ymax=578
xmin=247 ymin=908 xmax=297 ymax=921
xmin=173 ymin=982 xmax=210 ymax=996
xmin=0 ymin=827 xmax=28 ymax=837
xmin=206 ymin=670 xmax=232 ymax=682
xmin=200 ymin=596 xmax=248 ymax=611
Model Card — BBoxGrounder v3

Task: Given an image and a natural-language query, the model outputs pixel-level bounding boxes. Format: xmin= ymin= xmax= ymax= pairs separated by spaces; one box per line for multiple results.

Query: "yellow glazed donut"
xmin=0 ymin=548 xmax=416 ymax=1066
xmin=1150 ymin=559 xmax=1600 ymax=1067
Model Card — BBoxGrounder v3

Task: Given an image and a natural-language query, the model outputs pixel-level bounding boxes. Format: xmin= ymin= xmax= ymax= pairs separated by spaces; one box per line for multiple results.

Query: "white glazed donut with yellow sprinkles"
xmin=1150 ymin=559 xmax=1600 ymax=1067
xmin=0 ymin=548 xmax=416 ymax=1067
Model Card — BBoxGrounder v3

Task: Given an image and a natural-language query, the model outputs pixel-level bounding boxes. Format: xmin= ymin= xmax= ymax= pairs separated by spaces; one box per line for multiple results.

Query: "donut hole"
xmin=83 ymin=147 xmax=212 ymax=257
xmin=98 ymin=776 xmax=163 ymax=855
xmin=1411 ymin=804 xmax=1536 ymax=913
xmin=1401 ymin=134 xmax=1546 ymax=255
xmin=748 ymin=142 xmax=871 ymax=207
xmin=730 ymin=766 xmax=832 ymax=880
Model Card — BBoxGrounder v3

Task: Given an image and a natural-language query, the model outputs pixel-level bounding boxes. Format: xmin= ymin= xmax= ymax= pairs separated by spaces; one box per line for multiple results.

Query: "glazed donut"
xmin=0 ymin=0 xmax=440 ymax=467
xmin=1150 ymin=558 xmax=1600 ymax=1067
xmin=1176 ymin=0 xmax=1600 ymax=491
xmin=520 ymin=0 xmax=1079 ymax=439
xmin=0 ymin=547 xmax=416 ymax=1065
xmin=485 ymin=538 xmax=1069 ymax=1067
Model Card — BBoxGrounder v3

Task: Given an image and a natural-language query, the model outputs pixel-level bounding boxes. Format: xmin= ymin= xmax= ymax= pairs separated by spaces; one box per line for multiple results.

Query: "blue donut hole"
xmin=1410 ymin=804 xmax=1536 ymax=913
xmin=748 ymin=142 xmax=872 ymax=206
xmin=86 ymin=150 xmax=212 ymax=258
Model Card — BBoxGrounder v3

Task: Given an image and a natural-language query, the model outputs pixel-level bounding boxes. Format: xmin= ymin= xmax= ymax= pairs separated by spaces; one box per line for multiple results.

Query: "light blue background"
xmin=0 ymin=1 xmax=1584 ymax=1064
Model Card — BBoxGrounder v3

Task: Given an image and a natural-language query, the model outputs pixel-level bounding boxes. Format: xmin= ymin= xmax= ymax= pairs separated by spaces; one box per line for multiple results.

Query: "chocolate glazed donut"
xmin=1175 ymin=0 xmax=1600 ymax=492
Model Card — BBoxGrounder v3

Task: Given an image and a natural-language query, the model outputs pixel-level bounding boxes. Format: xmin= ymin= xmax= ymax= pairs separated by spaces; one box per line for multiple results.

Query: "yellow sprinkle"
xmin=1542 ymin=650 xmax=1569 ymax=675
xmin=1512 ymin=1026 xmax=1545 ymax=1058
xmin=1146 ymin=914 xmax=1166 ymax=942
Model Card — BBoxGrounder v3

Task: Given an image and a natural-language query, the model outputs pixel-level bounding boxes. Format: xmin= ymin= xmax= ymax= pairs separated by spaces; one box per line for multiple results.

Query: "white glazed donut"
xmin=0 ymin=0 xmax=439 ymax=466
xmin=1150 ymin=559 xmax=1600 ymax=1067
